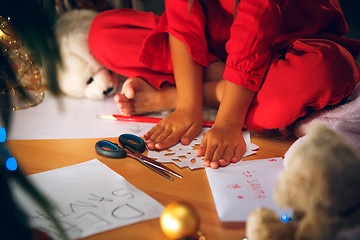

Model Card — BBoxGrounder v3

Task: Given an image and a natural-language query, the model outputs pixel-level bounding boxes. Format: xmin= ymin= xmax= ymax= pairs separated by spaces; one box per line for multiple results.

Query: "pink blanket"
xmin=296 ymin=85 xmax=360 ymax=152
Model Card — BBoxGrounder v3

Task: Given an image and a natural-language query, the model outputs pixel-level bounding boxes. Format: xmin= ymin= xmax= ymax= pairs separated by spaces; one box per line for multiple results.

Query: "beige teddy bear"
xmin=246 ymin=123 xmax=360 ymax=240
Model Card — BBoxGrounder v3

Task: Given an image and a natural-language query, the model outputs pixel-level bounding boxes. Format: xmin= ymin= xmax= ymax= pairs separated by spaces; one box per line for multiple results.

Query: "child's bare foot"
xmin=114 ymin=77 xmax=176 ymax=116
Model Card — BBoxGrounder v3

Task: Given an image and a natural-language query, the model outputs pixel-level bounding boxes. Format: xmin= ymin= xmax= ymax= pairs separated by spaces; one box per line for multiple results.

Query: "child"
xmin=88 ymin=0 xmax=360 ymax=168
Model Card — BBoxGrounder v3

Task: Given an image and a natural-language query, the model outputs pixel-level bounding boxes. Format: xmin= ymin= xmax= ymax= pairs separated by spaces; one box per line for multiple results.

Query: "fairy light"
xmin=0 ymin=127 xmax=18 ymax=171
xmin=0 ymin=127 xmax=5 ymax=143
xmin=280 ymin=214 xmax=291 ymax=223
xmin=5 ymin=157 xmax=17 ymax=171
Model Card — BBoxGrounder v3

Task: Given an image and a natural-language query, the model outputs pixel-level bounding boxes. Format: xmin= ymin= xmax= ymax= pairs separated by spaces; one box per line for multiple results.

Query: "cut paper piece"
xmin=205 ymin=157 xmax=292 ymax=222
xmin=10 ymin=159 xmax=164 ymax=240
xmin=147 ymin=130 xmax=259 ymax=170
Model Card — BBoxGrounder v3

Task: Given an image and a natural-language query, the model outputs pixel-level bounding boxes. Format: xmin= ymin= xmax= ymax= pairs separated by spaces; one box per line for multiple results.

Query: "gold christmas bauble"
xmin=160 ymin=201 xmax=200 ymax=239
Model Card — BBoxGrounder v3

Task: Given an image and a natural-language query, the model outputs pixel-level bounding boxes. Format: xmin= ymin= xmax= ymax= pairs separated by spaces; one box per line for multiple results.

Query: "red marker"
xmin=97 ymin=115 xmax=214 ymax=128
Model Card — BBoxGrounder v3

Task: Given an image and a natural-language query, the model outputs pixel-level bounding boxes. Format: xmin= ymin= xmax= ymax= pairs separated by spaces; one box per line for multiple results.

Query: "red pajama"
xmin=88 ymin=0 xmax=360 ymax=131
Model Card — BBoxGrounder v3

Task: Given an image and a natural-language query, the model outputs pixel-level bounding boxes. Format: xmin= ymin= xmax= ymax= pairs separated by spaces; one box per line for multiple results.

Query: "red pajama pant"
xmin=88 ymin=9 xmax=360 ymax=131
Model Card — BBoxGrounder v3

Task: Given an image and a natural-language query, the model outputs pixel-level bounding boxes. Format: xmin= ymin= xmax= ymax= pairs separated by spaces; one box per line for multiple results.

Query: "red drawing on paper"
xmin=242 ymin=170 xmax=255 ymax=178
xmin=227 ymin=183 xmax=244 ymax=199
xmin=227 ymin=184 xmax=242 ymax=189
xmin=243 ymin=171 xmax=267 ymax=199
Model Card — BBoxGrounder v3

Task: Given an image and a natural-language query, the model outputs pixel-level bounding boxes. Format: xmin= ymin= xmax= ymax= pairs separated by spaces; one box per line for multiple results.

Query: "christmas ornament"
xmin=160 ymin=201 xmax=205 ymax=240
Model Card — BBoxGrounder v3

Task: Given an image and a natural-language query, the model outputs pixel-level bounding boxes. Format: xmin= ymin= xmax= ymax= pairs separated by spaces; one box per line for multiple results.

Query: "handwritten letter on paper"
xmin=11 ymin=159 xmax=164 ymax=239
xmin=205 ymin=158 xmax=292 ymax=222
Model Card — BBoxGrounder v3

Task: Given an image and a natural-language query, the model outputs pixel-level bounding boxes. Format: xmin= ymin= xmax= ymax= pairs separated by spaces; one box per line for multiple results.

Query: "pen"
xmin=97 ymin=114 xmax=214 ymax=128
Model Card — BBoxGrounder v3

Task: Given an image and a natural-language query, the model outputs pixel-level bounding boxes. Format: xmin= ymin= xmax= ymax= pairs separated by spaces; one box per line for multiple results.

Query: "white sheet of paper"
xmin=7 ymin=91 xmax=155 ymax=140
xmin=11 ymin=159 xmax=164 ymax=239
xmin=205 ymin=157 xmax=292 ymax=222
xmin=6 ymin=91 xmax=258 ymax=170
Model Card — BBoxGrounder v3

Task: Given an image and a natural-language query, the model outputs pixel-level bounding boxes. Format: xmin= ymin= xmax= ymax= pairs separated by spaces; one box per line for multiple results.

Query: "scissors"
xmin=95 ymin=134 xmax=182 ymax=181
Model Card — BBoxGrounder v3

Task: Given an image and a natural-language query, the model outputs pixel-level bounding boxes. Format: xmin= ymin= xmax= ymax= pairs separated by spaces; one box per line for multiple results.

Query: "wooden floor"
xmin=7 ymin=134 xmax=296 ymax=240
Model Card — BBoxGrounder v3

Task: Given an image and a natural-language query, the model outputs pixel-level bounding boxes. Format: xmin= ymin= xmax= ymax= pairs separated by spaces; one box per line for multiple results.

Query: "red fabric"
xmin=88 ymin=0 xmax=360 ymax=130
xmin=246 ymin=39 xmax=359 ymax=130
xmin=88 ymin=9 xmax=173 ymax=89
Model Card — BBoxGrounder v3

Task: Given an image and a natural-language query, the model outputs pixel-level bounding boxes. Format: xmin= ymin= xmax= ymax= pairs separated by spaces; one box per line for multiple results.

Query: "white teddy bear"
xmin=54 ymin=9 xmax=118 ymax=100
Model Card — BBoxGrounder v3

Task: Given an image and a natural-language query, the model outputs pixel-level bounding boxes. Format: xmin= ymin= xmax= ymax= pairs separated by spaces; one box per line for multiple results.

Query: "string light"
xmin=0 ymin=127 xmax=5 ymax=143
xmin=0 ymin=127 xmax=18 ymax=171
xmin=280 ymin=214 xmax=291 ymax=223
xmin=5 ymin=157 xmax=17 ymax=171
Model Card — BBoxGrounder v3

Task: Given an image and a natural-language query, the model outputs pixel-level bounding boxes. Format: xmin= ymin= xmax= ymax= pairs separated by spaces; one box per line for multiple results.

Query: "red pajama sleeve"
xmin=223 ymin=0 xmax=282 ymax=92
xmin=165 ymin=0 xmax=209 ymax=67
xmin=140 ymin=0 xmax=210 ymax=74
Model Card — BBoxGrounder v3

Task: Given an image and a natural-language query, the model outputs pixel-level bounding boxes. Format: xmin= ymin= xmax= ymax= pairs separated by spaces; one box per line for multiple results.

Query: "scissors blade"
xmin=131 ymin=153 xmax=183 ymax=179
xmin=127 ymin=153 xmax=174 ymax=180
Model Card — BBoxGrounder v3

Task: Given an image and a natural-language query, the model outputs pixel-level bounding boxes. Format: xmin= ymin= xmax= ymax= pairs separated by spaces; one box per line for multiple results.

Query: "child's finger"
xmin=144 ymin=123 xmax=161 ymax=139
xmin=154 ymin=128 xmax=173 ymax=143
xmin=181 ymin=123 xmax=201 ymax=145
xmin=221 ymin=146 xmax=236 ymax=164
xmin=146 ymin=141 xmax=156 ymax=150
xmin=196 ymin=147 xmax=205 ymax=157
xmin=148 ymin=127 xmax=164 ymax=143
xmin=211 ymin=144 xmax=226 ymax=163
xmin=144 ymin=126 xmax=164 ymax=150
xmin=197 ymin=135 xmax=207 ymax=165
xmin=203 ymin=161 xmax=211 ymax=167
xmin=232 ymin=145 xmax=246 ymax=163
xmin=204 ymin=143 xmax=217 ymax=166
xmin=154 ymin=131 xmax=182 ymax=150
xmin=213 ymin=145 xmax=232 ymax=167
xmin=218 ymin=158 xmax=231 ymax=167
xmin=210 ymin=161 xmax=219 ymax=169
xmin=197 ymin=134 xmax=207 ymax=156
xmin=199 ymin=133 xmax=207 ymax=150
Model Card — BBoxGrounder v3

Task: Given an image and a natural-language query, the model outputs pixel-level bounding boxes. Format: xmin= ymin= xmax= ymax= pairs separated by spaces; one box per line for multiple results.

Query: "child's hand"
xmin=196 ymin=122 xmax=245 ymax=168
xmin=144 ymin=108 xmax=203 ymax=150
xmin=197 ymin=81 xmax=255 ymax=169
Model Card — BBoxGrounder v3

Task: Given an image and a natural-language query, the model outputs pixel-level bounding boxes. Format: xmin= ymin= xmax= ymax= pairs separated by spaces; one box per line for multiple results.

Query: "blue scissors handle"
xmin=95 ymin=136 xmax=182 ymax=181
xmin=95 ymin=140 xmax=127 ymax=158
xmin=118 ymin=134 xmax=146 ymax=153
